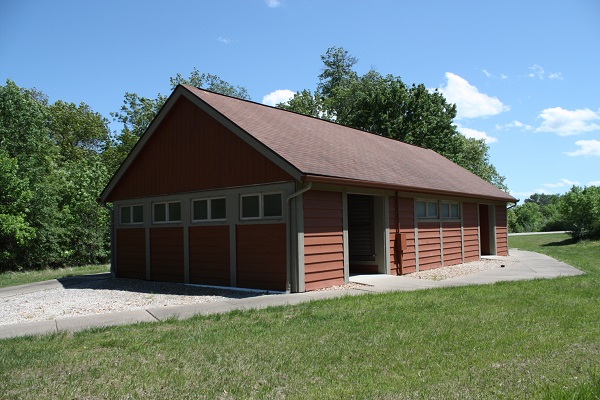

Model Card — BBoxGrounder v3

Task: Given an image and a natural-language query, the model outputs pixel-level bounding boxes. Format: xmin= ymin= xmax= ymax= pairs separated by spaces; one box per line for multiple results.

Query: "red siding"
xmin=107 ymin=97 xmax=293 ymax=202
xmin=495 ymin=205 xmax=509 ymax=256
xmin=150 ymin=227 xmax=184 ymax=282
xmin=236 ymin=224 xmax=286 ymax=291
xmin=418 ymin=222 xmax=442 ymax=270
xmin=116 ymin=228 xmax=146 ymax=279
xmin=189 ymin=225 xmax=230 ymax=286
xmin=442 ymin=221 xmax=463 ymax=266
xmin=389 ymin=196 xmax=416 ymax=275
xmin=304 ymin=191 xmax=345 ymax=291
xmin=463 ymin=202 xmax=480 ymax=262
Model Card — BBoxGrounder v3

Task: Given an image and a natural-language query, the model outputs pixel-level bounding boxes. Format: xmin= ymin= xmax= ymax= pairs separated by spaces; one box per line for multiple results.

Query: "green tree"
xmin=560 ymin=186 xmax=600 ymax=239
xmin=0 ymin=79 xmax=111 ymax=270
xmin=278 ymin=47 xmax=507 ymax=190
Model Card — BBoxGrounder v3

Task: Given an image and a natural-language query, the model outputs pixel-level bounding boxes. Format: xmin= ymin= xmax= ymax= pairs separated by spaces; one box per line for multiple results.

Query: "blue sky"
xmin=1 ymin=0 xmax=599 ymax=201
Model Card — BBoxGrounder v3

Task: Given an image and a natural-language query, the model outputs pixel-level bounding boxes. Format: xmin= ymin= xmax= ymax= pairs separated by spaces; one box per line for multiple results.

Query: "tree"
xmin=0 ymin=80 xmax=112 ymax=270
xmin=278 ymin=47 xmax=507 ymax=190
xmin=560 ymin=186 xmax=600 ymax=240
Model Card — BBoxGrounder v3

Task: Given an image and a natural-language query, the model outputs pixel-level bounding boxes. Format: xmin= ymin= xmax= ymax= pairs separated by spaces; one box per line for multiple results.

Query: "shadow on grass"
xmin=542 ymin=237 xmax=578 ymax=247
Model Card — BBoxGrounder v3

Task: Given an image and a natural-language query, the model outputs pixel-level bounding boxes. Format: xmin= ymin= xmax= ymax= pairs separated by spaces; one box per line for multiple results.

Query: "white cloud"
xmin=565 ymin=139 xmax=600 ymax=157
xmin=548 ymin=72 xmax=563 ymax=80
xmin=542 ymin=178 xmax=580 ymax=188
xmin=439 ymin=72 xmax=509 ymax=119
xmin=262 ymin=89 xmax=295 ymax=106
xmin=218 ymin=36 xmax=233 ymax=44
xmin=265 ymin=0 xmax=281 ymax=7
xmin=482 ymin=69 xmax=508 ymax=80
xmin=496 ymin=120 xmax=534 ymax=131
xmin=457 ymin=125 xmax=498 ymax=144
xmin=528 ymin=64 xmax=562 ymax=80
xmin=588 ymin=181 xmax=600 ymax=186
xmin=536 ymin=107 xmax=600 ymax=136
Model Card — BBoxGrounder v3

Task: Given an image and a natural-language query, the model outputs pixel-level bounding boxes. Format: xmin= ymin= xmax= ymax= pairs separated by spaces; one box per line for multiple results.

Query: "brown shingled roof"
xmin=182 ymin=85 xmax=515 ymax=202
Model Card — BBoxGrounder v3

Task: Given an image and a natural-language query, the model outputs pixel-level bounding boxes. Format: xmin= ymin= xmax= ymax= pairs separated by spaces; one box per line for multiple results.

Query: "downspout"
xmin=285 ymin=182 xmax=312 ymax=293
xmin=100 ymin=202 xmax=115 ymax=277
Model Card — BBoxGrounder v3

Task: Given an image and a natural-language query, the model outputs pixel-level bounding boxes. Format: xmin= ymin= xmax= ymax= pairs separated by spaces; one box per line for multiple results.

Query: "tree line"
xmin=509 ymin=188 xmax=600 ymax=240
xmin=0 ymin=46 xmax=559 ymax=272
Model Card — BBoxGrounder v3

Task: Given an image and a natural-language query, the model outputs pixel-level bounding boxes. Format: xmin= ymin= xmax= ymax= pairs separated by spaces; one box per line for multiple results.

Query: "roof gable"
xmin=100 ymin=85 xmax=516 ymax=203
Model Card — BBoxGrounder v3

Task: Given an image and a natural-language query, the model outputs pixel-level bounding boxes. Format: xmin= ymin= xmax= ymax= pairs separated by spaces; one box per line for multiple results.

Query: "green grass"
xmin=0 ymin=235 xmax=598 ymax=399
xmin=0 ymin=264 xmax=110 ymax=289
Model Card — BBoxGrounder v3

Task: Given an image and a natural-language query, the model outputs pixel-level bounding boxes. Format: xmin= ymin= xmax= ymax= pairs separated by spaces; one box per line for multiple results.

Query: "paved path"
xmin=0 ymin=250 xmax=584 ymax=339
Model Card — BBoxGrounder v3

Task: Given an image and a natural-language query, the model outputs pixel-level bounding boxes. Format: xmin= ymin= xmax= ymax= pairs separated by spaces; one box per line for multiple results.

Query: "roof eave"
xmin=303 ymin=175 xmax=518 ymax=203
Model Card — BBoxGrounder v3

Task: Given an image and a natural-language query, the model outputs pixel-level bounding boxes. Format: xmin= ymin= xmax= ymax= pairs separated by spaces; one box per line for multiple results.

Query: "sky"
xmin=1 ymin=0 xmax=599 ymax=201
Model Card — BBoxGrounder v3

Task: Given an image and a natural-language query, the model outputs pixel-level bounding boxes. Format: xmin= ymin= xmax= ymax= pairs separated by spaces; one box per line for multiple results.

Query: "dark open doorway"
xmin=478 ymin=204 xmax=496 ymax=256
xmin=348 ymin=194 xmax=384 ymax=274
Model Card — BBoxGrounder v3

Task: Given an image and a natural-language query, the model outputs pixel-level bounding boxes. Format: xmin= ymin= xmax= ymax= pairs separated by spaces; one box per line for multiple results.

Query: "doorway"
xmin=348 ymin=194 xmax=385 ymax=274
xmin=478 ymin=204 xmax=496 ymax=256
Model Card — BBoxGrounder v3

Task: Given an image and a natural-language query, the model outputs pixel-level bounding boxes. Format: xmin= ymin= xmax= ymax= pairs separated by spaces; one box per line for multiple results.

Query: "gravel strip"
xmin=0 ymin=279 xmax=264 ymax=326
xmin=407 ymin=257 xmax=519 ymax=280
xmin=2 ymin=258 xmax=518 ymax=326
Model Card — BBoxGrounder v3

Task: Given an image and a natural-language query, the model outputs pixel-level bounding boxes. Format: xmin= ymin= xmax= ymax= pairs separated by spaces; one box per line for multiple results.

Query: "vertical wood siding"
xmin=463 ymin=202 xmax=480 ymax=262
xmin=442 ymin=221 xmax=463 ymax=266
xmin=107 ymin=97 xmax=293 ymax=202
xmin=389 ymin=196 xmax=416 ymax=275
xmin=189 ymin=225 xmax=230 ymax=286
xmin=116 ymin=228 xmax=146 ymax=279
xmin=303 ymin=190 xmax=345 ymax=291
xmin=417 ymin=221 xmax=443 ymax=270
xmin=495 ymin=205 xmax=509 ymax=256
xmin=150 ymin=227 xmax=184 ymax=282
xmin=236 ymin=224 xmax=286 ymax=291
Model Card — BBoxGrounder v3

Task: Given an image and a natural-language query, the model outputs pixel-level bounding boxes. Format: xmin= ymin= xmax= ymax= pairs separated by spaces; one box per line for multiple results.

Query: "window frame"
xmin=416 ymin=199 xmax=438 ymax=219
xmin=240 ymin=192 xmax=283 ymax=221
xmin=441 ymin=201 xmax=461 ymax=219
xmin=120 ymin=204 xmax=144 ymax=225
xmin=153 ymin=201 xmax=182 ymax=224
xmin=191 ymin=197 xmax=227 ymax=222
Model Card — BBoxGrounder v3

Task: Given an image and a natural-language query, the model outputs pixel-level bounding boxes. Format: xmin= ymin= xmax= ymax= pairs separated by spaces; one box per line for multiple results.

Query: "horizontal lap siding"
xmin=389 ymin=196 xmax=416 ymax=275
xmin=463 ymin=202 xmax=480 ymax=262
xmin=116 ymin=229 xmax=146 ymax=279
xmin=236 ymin=224 xmax=286 ymax=291
xmin=442 ymin=221 xmax=463 ymax=266
xmin=106 ymin=97 xmax=293 ymax=202
xmin=495 ymin=205 xmax=509 ymax=256
xmin=150 ymin=228 xmax=184 ymax=282
xmin=418 ymin=222 xmax=442 ymax=271
xmin=304 ymin=191 xmax=345 ymax=291
xmin=189 ymin=225 xmax=230 ymax=286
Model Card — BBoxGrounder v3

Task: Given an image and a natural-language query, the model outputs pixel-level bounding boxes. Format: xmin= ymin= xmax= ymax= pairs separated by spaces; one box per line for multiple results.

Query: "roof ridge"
xmin=180 ymin=84 xmax=433 ymax=153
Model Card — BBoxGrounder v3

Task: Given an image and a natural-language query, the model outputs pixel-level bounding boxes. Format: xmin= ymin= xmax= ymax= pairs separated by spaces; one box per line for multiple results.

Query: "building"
xmin=98 ymin=85 xmax=517 ymax=292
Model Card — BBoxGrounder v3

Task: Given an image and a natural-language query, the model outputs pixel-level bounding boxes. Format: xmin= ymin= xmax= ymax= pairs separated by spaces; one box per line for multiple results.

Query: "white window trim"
xmin=153 ymin=201 xmax=181 ymax=224
xmin=191 ymin=197 xmax=227 ymax=222
xmin=416 ymin=199 xmax=439 ymax=219
xmin=441 ymin=201 xmax=461 ymax=219
xmin=120 ymin=204 xmax=144 ymax=225
xmin=240 ymin=192 xmax=283 ymax=221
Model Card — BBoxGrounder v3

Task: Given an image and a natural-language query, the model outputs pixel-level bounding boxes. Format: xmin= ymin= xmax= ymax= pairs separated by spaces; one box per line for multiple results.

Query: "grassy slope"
xmin=0 ymin=234 xmax=598 ymax=399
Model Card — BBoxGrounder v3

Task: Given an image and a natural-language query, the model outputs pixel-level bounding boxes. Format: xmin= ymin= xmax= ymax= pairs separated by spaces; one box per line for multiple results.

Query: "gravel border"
xmin=1 ymin=258 xmax=518 ymax=326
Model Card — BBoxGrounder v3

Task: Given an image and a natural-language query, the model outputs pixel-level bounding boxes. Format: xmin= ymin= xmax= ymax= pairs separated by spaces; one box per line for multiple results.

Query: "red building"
xmin=99 ymin=85 xmax=517 ymax=292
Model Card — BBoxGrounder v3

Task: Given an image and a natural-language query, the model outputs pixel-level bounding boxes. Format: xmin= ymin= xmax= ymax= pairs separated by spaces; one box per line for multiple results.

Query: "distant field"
xmin=0 ymin=234 xmax=598 ymax=399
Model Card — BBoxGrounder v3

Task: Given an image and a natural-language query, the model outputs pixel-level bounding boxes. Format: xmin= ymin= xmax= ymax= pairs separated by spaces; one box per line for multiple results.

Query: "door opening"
xmin=478 ymin=204 xmax=496 ymax=256
xmin=348 ymin=194 xmax=379 ymax=274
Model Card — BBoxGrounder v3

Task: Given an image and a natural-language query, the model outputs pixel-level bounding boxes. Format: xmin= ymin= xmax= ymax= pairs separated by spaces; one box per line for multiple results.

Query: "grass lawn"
xmin=0 ymin=264 xmax=109 ymax=289
xmin=0 ymin=234 xmax=598 ymax=399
